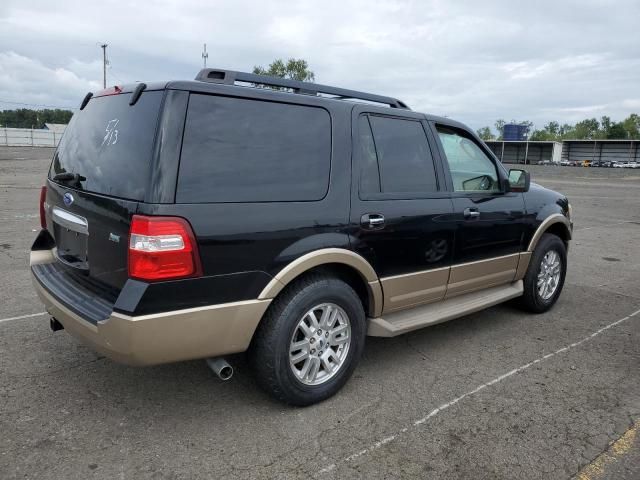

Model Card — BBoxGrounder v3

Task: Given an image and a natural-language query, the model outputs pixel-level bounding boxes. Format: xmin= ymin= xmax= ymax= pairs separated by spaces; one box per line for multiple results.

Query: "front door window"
xmin=437 ymin=128 xmax=500 ymax=193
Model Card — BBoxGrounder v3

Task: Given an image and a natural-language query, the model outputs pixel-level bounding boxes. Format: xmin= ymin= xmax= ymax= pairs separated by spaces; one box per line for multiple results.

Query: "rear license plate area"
xmin=53 ymin=221 xmax=88 ymax=269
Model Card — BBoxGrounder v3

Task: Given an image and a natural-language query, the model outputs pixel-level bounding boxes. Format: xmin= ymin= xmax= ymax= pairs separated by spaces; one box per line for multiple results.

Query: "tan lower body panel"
xmin=32 ymin=273 xmax=271 ymax=366
xmin=445 ymin=253 xmax=520 ymax=298
xmin=368 ymin=280 xmax=523 ymax=337
xmin=381 ymin=267 xmax=449 ymax=314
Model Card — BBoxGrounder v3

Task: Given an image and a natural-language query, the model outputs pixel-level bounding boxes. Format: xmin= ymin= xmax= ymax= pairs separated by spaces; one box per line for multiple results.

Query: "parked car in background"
xmin=560 ymin=160 xmax=572 ymax=166
xmin=626 ymin=161 xmax=639 ymax=169
xmin=614 ymin=162 xmax=628 ymax=168
xmin=581 ymin=160 xmax=592 ymax=167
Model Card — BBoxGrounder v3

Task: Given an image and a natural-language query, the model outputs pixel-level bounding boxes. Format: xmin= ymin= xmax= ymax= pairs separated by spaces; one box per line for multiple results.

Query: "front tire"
xmin=520 ymin=233 xmax=567 ymax=313
xmin=249 ymin=274 xmax=366 ymax=406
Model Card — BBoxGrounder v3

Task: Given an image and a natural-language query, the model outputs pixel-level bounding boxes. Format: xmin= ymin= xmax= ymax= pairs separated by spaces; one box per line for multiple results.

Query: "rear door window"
xmin=360 ymin=115 xmax=438 ymax=195
xmin=176 ymin=94 xmax=331 ymax=203
xmin=49 ymin=91 xmax=163 ymax=201
xmin=357 ymin=115 xmax=381 ymax=195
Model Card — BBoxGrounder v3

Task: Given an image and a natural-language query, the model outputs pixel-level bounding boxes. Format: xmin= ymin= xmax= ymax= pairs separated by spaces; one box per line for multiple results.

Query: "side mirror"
xmin=508 ymin=169 xmax=530 ymax=192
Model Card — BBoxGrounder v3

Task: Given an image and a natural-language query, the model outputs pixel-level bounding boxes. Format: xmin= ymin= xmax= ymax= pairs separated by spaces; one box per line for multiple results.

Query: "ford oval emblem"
xmin=63 ymin=192 xmax=74 ymax=207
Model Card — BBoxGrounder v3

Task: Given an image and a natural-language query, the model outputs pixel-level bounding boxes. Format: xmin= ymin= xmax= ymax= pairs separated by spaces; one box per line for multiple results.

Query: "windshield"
xmin=49 ymin=90 xmax=163 ymax=201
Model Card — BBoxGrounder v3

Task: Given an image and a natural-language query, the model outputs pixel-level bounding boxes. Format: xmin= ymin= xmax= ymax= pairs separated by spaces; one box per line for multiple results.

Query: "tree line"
xmin=477 ymin=114 xmax=640 ymax=142
xmin=0 ymin=109 xmax=74 ymax=129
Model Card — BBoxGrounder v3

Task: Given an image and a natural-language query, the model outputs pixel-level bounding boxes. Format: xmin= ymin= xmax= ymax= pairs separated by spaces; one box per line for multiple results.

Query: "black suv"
xmin=31 ymin=69 xmax=572 ymax=405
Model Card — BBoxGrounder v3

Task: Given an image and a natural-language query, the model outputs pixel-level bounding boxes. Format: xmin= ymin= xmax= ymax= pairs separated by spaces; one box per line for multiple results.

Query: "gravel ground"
xmin=0 ymin=147 xmax=638 ymax=479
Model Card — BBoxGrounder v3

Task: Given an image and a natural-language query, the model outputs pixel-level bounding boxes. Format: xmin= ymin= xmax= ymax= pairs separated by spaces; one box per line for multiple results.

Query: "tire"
xmin=249 ymin=273 xmax=366 ymax=406
xmin=519 ymin=233 xmax=567 ymax=313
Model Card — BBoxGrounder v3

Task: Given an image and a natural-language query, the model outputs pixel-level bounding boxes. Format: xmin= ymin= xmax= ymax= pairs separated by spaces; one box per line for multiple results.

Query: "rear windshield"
xmin=49 ymin=91 xmax=163 ymax=201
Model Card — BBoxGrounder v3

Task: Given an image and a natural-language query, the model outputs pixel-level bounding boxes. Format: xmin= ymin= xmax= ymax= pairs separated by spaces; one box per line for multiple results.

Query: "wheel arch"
xmin=527 ymin=214 xmax=572 ymax=252
xmin=258 ymin=248 xmax=383 ymax=317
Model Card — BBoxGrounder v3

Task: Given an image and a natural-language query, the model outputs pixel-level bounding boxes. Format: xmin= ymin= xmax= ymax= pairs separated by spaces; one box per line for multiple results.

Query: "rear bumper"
xmin=31 ymin=250 xmax=271 ymax=366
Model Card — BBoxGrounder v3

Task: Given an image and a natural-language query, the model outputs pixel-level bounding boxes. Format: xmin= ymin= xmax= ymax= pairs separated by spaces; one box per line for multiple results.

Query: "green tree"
xmin=545 ymin=121 xmax=560 ymax=137
xmin=572 ymin=118 xmax=600 ymax=139
xmin=253 ymin=58 xmax=315 ymax=82
xmin=598 ymin=116 xmax=612 ymax=139
xmin=530 ymin=121 xmax=564 ymax=141
xmin=622 ymin=114 xmax=640 ymax=139
xmin=529 ymin=129 xmax=551 ymax=141
xmin=494 ymin=119 xmax=505 ymax=140
xmin=558 ymin=124 xmax=574 ymax=139
xmin=476 ymin=126 xmax=494 ymax=140
xmin=0 ymin=108 xmax=73 ymax=128
xmin=607 ymin=122 xmax=627 ymax=139
xmin=519 ymin=120 xmax=534 ymax=137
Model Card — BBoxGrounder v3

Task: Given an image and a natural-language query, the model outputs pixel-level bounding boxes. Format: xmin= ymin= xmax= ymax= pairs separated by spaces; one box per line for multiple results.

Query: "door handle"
xmin=361 ymin=213 xmax=385 ymax=229
xmin=464 ymin=207 xmax=480 ymax=219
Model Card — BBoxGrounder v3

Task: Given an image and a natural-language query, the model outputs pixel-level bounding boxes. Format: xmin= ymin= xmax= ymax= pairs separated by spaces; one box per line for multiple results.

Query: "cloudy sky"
xmin=1 ymin=0 xmax=638 ymax=131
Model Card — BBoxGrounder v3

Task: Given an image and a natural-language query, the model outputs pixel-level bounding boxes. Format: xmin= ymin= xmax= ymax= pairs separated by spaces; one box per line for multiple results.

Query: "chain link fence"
xmin=1 ymin=128 xmax=63 ymax=147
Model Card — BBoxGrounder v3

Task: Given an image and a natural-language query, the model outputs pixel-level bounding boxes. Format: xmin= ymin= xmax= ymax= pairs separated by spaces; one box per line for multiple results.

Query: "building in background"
xmin=485 ymin=140 xmax=562 ymax=164
xmin=485 ymin=139 xmax=639 ymax=165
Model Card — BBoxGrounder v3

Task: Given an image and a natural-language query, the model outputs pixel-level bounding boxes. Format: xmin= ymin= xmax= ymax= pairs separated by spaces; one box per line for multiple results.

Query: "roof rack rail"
xmin=194 ymin=68 xmax=410 ymax=110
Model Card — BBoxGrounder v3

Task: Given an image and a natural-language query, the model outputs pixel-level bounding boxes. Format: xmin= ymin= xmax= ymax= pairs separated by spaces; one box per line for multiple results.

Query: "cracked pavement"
xmin=0 ymin=148 xmax=638 ymax=479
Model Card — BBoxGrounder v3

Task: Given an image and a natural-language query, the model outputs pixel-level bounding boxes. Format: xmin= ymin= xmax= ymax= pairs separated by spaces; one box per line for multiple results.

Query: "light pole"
xmin=202 ymin=44 xmax=208 ymax=68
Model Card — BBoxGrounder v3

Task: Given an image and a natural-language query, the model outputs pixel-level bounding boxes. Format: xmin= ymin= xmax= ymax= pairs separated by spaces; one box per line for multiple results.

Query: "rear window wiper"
xmin=53 ymin=173 xmax=86 ymax=183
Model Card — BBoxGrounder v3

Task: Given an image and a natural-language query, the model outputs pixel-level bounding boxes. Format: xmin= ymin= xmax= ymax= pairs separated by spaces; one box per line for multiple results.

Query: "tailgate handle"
xmin=52 ymin=207 xmax=89 ymax=235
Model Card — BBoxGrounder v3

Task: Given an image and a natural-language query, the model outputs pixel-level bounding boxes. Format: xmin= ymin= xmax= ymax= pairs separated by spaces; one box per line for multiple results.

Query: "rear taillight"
xmin=128 ymin=215 xmax=202 ymax=281
xmin=39 ymin=186 xmax=47 ymax=229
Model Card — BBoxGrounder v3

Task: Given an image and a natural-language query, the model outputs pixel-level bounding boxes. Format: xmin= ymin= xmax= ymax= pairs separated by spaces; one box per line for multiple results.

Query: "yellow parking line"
xmin=576 ymin=420 xmax=638 ymax=480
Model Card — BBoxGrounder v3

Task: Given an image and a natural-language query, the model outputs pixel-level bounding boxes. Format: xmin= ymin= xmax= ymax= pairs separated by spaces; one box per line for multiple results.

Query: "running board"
xmin=367 ymin=281 xmax=523 ymax=337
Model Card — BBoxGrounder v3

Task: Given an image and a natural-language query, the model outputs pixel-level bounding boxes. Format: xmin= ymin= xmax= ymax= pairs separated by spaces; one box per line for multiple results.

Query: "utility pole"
xmin=202 ymin=43 xmax=208 ymax=68
xmin=100 ymin=43 xmax=108 ymax=88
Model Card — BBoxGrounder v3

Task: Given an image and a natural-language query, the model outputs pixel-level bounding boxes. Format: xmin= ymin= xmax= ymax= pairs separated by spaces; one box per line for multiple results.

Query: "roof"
xmin=43 ymin=123 xmax=67 ymax=133
xmin=562 ymin=138 xmax=639 ymax=143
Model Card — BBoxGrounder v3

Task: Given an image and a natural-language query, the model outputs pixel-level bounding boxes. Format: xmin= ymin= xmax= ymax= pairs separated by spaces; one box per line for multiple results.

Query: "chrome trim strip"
xmin=52 ymin=207 xmax=89 ymax=235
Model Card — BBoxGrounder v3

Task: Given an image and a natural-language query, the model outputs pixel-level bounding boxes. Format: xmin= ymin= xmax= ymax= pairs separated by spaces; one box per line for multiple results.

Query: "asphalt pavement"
xmin=0 ymin=148 xmax=638 ymax=479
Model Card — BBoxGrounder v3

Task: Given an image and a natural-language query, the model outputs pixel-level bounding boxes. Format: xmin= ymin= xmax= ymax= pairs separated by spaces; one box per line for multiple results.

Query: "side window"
xmin=437 ymin=127 xmax=500 ymax=192
xmin=363 ymin=115 xmax=438 ymax=194
xmin=358 ymin=115 xmax=380 ymax=195
xmin=177 ymin=94 xmax=331 ymax=203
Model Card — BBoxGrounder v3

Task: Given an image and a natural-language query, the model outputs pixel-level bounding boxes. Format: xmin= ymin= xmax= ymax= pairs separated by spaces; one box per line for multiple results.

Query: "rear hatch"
xmin=45 ymin=88 xmax=164 ymax=290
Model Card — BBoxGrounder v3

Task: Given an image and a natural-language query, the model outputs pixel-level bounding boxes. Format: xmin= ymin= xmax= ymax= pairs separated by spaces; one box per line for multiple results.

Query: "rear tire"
xmin=520 ymin=233 xmax=567 ymax=313
xmin=249 ymin=274 xmax=366 ymax=406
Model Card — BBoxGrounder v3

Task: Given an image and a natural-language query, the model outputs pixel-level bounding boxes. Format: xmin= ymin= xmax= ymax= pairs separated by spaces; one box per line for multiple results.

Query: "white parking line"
xmin=319 ymin=307 xmax=640 ymax=474
xmin=0 ymin=312 xmax=46 ymax=324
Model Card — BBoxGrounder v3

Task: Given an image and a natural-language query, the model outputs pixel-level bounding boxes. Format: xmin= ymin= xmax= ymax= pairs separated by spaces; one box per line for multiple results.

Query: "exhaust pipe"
xmin=206 ymin=357 xmax=233 ymax=381
xmin=50 ymin=317 xmax=64 ymax=332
